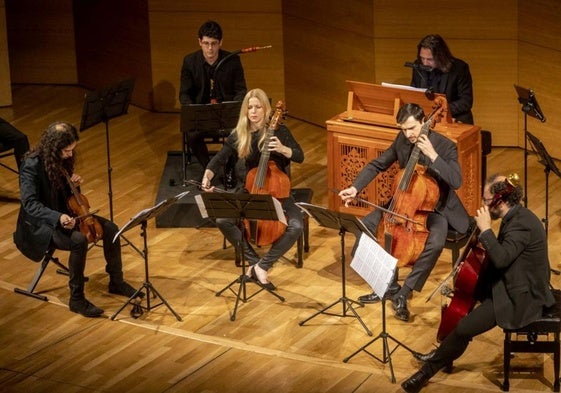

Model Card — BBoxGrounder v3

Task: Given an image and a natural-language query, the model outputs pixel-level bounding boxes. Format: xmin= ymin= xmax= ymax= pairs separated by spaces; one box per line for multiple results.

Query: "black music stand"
xmin=342 ymin=234 xmax=416 ymax=384
xmin=180 ymin=101 xmax=242 ymax=184
xmin=80 ymin=78 xmax=142 ymax=257
xmin=110 ymin=191 xmax=189 ymax=321
xmin=526 ymin=131 xmax=561 ymax=241
xmin=514 ymin=84 xmax=546 ymax=207
xmin=296 ymin=203 xmax=373 ymax=336
xmin=196 ymin=192 xmax=285 ymax=321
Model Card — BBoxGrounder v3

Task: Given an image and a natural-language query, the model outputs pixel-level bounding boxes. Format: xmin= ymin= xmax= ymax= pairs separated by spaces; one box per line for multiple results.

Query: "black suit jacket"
xmin=352 ymin=130 xmax=469 ymax=234
xmin=179 ymin=49 xmax=247 ymax=105
xmin=479 ymin=204 xmax=555 ymax=330
xmin=14 ymin=156 xmax=67 ymax=261
xmin=411 ymin=58 xmax=474 ymax=124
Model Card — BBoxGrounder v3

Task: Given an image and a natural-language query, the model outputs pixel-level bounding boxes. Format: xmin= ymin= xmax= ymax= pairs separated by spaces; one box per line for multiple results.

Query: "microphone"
xmin=404 ymin=61 xmax=432 ymax=72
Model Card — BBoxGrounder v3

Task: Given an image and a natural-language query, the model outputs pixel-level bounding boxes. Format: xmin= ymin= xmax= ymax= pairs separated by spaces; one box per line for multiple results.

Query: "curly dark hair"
xmin=417 ymin=34 xmax=454 ymax=73
xmin=26 ymin=121 xmax=79 ymax=191
xmin=487 ymin=173 xmax=523 ymax=207
xmin=198 ymin=20 xmax=222 ymax=40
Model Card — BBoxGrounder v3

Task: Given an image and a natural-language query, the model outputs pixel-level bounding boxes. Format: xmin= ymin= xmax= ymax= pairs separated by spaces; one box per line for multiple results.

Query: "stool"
xmin=444 ymin=218 xmax=476 ymax=265
xmin=14 ymin=248 xmax=73 ymax=301
xmin=503 ymin=290 xmax=561 ymax=391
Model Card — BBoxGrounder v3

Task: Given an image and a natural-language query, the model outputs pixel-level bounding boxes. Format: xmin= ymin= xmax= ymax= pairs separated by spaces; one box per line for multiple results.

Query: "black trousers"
xmin=421 ymin=298 xmax=497 ymax=377
xmin=51 ymin=216 xmax=124 ymax=300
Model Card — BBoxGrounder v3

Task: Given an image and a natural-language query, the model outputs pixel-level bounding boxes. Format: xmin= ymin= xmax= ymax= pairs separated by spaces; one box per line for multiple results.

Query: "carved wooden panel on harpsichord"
xmin=326 ymin=81 xmax=481 ymax=217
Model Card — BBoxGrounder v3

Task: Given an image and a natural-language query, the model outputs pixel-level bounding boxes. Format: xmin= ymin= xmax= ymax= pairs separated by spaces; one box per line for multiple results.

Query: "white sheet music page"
xmin=350 ymin=233 xmax=397 ymax=299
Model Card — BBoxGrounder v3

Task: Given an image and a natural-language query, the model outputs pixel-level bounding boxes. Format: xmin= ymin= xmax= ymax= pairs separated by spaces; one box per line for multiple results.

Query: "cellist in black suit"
xmin=401 ymin=173 xmax=556 ymax=393
xmin=339 ymin=103 xmax=470 ymax=322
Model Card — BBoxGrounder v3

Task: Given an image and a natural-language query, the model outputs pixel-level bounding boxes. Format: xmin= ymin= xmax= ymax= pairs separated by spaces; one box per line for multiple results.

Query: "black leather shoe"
xmin=357 ymin=285 xmax=401 ymax=304
xmin=109 ymin=281 xmax=145 ymax=299
xmin=401 ymin=370 xmax=429 ymax=393
xmin=392 ymin=295 xmax=410 ymax=321
xmin=69 ymin=298 xmax=104 ymax=318
xmin=413 ymin=349 xmax=436 ymax=362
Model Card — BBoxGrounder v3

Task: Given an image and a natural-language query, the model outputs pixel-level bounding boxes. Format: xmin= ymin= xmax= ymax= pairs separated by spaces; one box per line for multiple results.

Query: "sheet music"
xmin=381 ymin=82 xmax=427 ymax=93
xmin=351 ymin=233 xmax=397 ymax=299
xmin=194 ymin=194 xmax=209 ymax=218
xmin=272 ymin=196 xmax=287 ymax=225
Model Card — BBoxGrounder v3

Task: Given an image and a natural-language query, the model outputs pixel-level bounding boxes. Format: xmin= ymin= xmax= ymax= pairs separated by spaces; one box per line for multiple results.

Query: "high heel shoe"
xmin=251 ymin=264 xmax=276 ymax=290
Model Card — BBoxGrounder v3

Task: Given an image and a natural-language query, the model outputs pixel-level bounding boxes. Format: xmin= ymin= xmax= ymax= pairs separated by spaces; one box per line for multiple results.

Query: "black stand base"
xmin=216 ymin=272 xmax=285 ymax=321
xmin=299 ymin=296 xmax=372 ymax=336
xmin=343 ymin=298 xmax=415 ymax=383
xmin=111 ymin=280 xmax=182 ymax=321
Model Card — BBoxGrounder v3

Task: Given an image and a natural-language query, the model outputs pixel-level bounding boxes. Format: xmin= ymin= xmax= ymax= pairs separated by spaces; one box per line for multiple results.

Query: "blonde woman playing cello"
xmin=338 ymin=103 xmax=469 ymax=322
xmin=201 ymin=88 xmax=304 ymax=290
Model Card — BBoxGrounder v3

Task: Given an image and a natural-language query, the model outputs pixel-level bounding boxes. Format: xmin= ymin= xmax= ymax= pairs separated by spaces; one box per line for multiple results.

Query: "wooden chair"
xmin=502 ymin=289 xmax=561 ymax=392
xmin=14 ymin=248 xmax=73 ymax=301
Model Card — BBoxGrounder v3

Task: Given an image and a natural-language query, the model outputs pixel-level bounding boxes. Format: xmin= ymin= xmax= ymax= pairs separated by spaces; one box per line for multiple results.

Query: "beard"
xmin=489 ymin=208 xmax=501 ymax=220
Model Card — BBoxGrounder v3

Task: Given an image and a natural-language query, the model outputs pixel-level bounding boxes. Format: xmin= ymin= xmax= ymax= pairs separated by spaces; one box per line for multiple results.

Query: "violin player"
xmin=200 ymin=88 xmax=304 ymax=289
xmin=401 ymin=174 xmax=555 ymax=393
xmin=338 ymin=103 xmax=470 ymax=322
xmin=14 ymin=121 xmax=142 ymax=317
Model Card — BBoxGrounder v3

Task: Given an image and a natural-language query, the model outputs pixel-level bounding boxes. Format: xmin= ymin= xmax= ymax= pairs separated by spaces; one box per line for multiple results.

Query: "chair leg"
xmin=296 ymin=233 xmax=303 ymax=268
xmin=14 ymin=253 xmax=53 ymax=301
xmin=554 ymin=332 xmax=560 ymax=392
xmin=503 ymin=332 xmax=511 ymax=391
xmin=303 ymin=216 xmax=310 ymax=253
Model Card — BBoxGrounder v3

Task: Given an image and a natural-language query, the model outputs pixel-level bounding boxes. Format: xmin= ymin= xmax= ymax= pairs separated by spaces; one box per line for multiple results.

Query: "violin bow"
xmin=186 ymin=179 xmax=228 ymax=193
xmin=330 ymin=188 xmax=421 ymax=226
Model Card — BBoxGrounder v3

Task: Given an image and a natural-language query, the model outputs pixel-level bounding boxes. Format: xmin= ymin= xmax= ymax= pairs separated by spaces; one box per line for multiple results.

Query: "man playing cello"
xmin=338 ymin=102 xmax=469 ymax=322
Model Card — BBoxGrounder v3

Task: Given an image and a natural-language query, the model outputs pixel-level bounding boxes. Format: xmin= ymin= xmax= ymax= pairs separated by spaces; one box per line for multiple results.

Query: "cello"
xmin=244 ymin=101 xmax=291 ymax=246
xmin=64 ymin=171 xmax=104 ymax=244
xmin=436 ymin=174 xmax=520 ymax=341
xmin=377 ymin=99 xmax=446 ymax=267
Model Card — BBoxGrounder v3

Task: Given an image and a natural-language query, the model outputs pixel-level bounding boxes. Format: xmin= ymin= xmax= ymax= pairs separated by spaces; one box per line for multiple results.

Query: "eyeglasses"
xmin=200 ymin=40 xmax=220 ymax=48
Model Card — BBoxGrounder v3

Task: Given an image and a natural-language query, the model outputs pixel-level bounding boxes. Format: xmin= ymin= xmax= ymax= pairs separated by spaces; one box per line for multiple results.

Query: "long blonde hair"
xmin=234 ymin=88 xmax=272 ymax=159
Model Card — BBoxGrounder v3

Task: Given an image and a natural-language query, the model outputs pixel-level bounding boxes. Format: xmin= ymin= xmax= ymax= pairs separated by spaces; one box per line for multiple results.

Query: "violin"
xmin=377 ymin=99 xmax=446 ymax=267
xmin=64 ymin=171 xmax=103 ymax=244
xmin=244 ymin=101 xmax=291 ymax=246
xmin=436 ymin=173 xmax=520 ymax=341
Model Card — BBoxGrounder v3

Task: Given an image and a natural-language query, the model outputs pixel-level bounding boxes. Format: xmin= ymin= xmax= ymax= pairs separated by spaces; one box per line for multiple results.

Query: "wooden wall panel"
xmin=148 ymin=5 xmax=284 ymax=112
xmin=282 ymin=2 xmax=375 ymax=124
xmin=518 ymin=0 xmax=561 ymax=161
xmin=519 ymin=0 xmax=561 ymax=50
xmin=74 ymin=0 xmax=153 ymax=110
xmin=5 ymin=0 xmax=77 ymax=84
xmin=373 ymin=0 xmax=517 ymax=39
xmin=518 ymin=43 xmax=561 ymax=160
xmin=0 ymin=0 xmax=12 ymax=106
